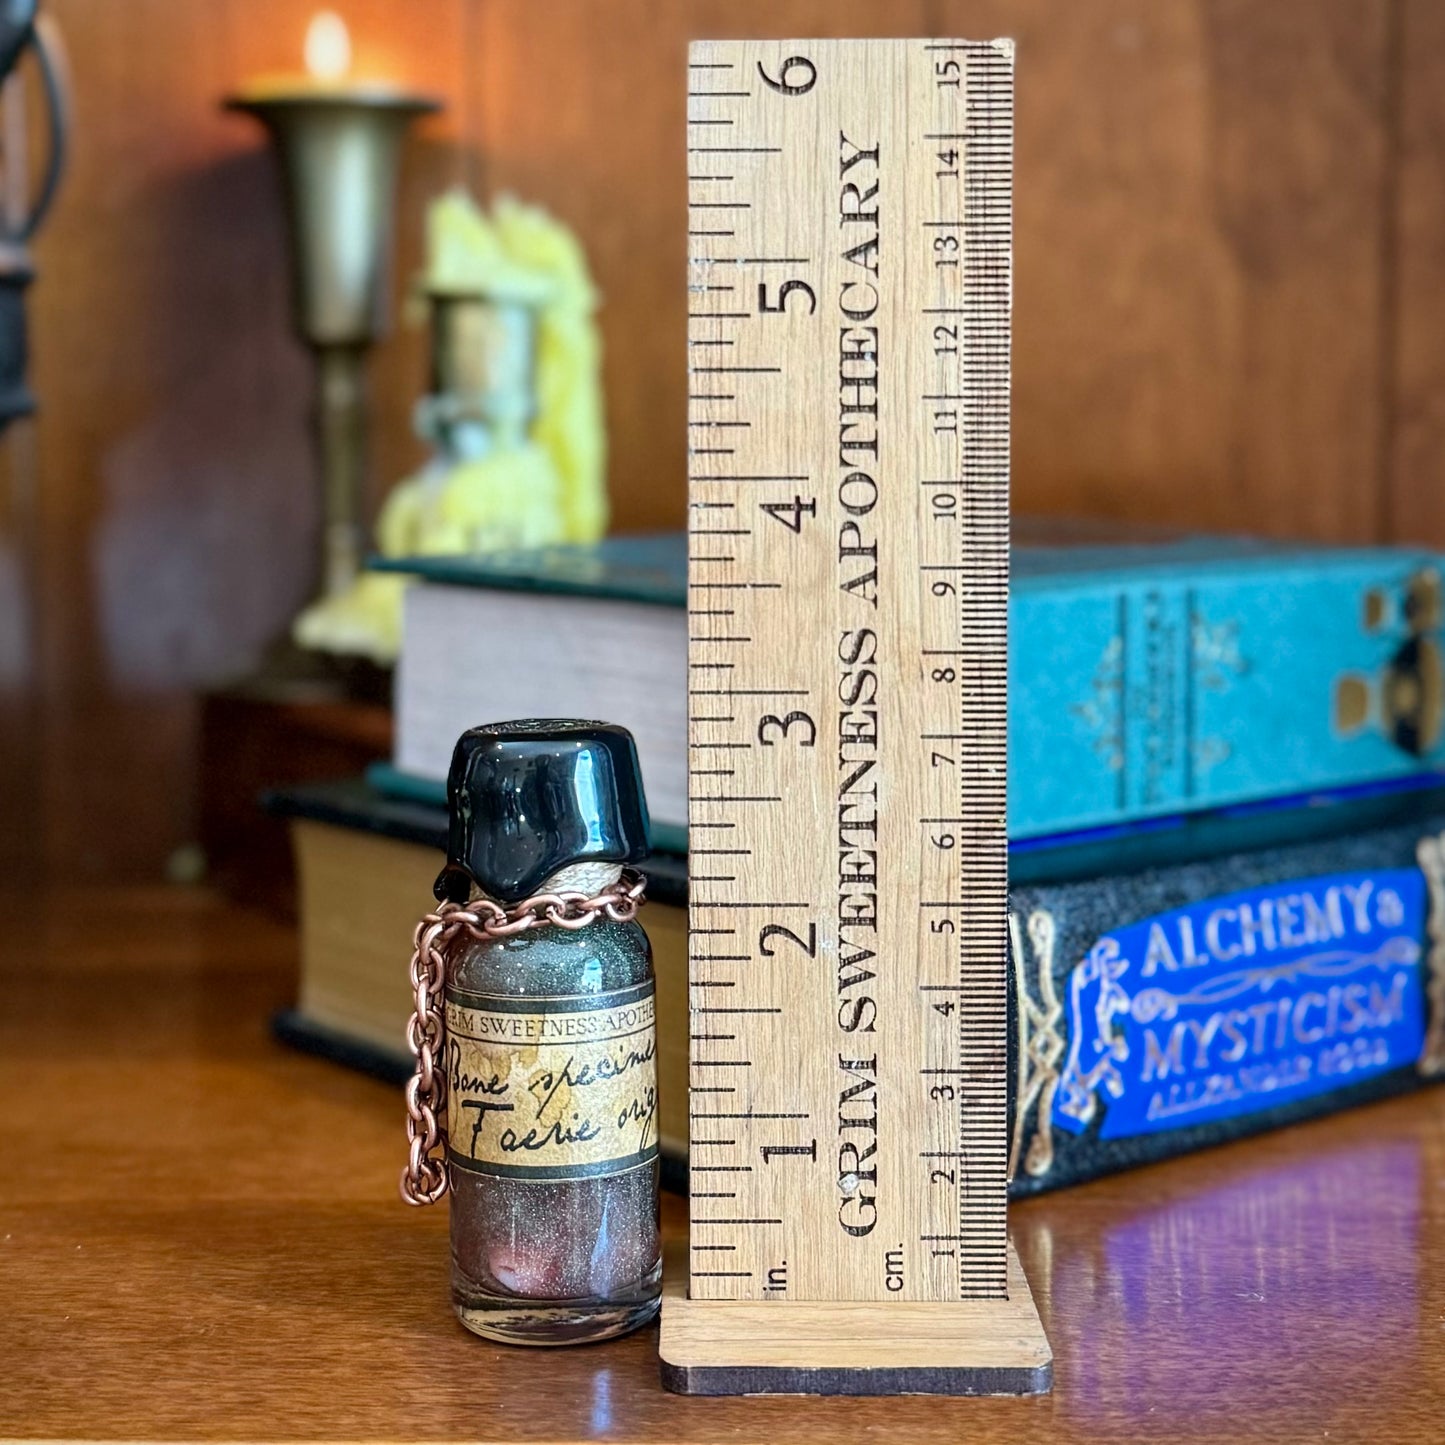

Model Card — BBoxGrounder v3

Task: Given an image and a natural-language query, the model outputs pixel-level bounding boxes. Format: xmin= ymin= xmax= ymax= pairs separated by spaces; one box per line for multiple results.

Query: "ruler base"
xmin=659 ymin=1240 xmax=1051 ymax=1397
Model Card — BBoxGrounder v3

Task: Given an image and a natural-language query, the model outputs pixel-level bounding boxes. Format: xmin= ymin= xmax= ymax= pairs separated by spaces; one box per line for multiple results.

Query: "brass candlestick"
xmin=225 ymin=78 xmax=440 ymax=600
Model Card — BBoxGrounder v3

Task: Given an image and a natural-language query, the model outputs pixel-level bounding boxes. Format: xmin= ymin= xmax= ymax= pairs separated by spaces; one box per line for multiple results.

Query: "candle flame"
xmin=304 ymin=11 xmax=351 ymax=83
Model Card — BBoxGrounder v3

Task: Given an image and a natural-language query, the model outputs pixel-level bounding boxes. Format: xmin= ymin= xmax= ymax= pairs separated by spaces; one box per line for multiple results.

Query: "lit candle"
xmin=223 ymin=14 xmax=442 ymax=600
xmin=303 ymin=11 xmax=351 ymax=83
xmin=230 ymin=10 xmax=437 ymax=107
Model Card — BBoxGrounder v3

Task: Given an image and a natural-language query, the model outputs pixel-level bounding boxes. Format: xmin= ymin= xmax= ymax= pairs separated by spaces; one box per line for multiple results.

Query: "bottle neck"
xmin=468 ymin=860 xmax=623 ymax=905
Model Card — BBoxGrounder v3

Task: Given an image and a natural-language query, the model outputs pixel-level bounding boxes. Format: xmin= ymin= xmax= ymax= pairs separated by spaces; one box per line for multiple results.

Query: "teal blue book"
xmin=374 ymin=531 xmax=1445 ymax=841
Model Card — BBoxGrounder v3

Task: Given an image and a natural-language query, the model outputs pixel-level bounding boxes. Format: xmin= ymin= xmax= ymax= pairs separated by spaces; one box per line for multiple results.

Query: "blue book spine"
xmin=1010 ymin=548 xmax=1445 ymax=838
xmin=381 ymin=535 xmax=1445 ymax=839
xmin=1008 ymin=811 xmax=1445 ymax=1196
xmin=268 ymin=778 xmax=1445 ymax=1196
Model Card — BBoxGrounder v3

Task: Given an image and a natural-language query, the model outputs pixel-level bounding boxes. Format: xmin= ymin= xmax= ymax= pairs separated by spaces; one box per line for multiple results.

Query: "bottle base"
xmin=454 ymin=1291 xmax=660 ymax=1346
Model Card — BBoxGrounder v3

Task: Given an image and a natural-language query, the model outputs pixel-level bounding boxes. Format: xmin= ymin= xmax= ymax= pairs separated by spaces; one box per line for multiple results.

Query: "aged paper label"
xmin=444 ymin=980 xmax=658 ymax=1179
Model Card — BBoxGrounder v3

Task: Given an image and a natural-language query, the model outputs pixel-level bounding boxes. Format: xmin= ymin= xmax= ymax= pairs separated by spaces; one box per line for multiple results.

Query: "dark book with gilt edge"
xmin=268 ymin=776 xmax=1445 ymax=1199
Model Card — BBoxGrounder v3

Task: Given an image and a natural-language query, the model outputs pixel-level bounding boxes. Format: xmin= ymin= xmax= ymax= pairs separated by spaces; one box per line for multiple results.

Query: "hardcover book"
xmin=376 ymin=530 xmax=1445 ymax=841
xmin=1009 ymin=819 xmax=1445 ymax=1195
xmin=268 ymin=778 xmax=1445 ymax=1198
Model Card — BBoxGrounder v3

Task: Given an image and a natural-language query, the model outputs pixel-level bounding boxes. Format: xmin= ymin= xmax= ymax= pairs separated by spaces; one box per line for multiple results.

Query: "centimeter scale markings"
xmin=686 ymin=37 xmax=1014 ymax=1305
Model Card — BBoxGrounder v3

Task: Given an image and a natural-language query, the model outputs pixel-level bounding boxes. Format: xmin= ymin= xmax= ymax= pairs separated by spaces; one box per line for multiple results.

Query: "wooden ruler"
xmin=663 ymin=37 xmax=1046 ymax=1394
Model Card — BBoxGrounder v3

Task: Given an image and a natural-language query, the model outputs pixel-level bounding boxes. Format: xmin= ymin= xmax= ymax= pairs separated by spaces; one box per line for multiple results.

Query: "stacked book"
xmin=270 ymin=530 xmax=1445 ymax=1197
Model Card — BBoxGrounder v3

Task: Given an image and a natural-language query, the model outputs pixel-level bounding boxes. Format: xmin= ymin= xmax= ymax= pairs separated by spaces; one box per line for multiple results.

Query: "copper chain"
xmin=400 ymin=867 xmax=648 ymax=1206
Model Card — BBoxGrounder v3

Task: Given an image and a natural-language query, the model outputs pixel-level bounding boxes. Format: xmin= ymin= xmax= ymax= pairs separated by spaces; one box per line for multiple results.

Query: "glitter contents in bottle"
xmin=446 ymin=918 xmax=662 ymax=1345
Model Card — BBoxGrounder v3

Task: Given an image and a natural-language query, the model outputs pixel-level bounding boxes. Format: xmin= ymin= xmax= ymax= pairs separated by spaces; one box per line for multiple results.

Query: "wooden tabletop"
xmin=4 ymin=886 xmax=1443 ymax=1444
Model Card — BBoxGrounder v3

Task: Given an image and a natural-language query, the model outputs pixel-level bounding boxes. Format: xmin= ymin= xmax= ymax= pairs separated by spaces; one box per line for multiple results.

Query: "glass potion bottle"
xmin=436 ymin=720 xmax=661 ymax=1345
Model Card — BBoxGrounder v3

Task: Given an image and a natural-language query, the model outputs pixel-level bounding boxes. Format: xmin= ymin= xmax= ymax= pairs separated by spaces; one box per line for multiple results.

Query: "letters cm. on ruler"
xmin=686 ymin=38 xmax=1014 ymax=1303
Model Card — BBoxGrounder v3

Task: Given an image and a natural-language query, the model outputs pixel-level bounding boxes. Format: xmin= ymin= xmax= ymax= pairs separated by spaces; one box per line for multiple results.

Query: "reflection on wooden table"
xmin=0 ymin=887 xmax=1439 ymax=1444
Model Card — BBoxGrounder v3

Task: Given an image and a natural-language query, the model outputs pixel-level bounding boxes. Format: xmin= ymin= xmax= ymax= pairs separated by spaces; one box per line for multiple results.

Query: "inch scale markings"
xmin=684 ymin=38 xmax=1014 ymax=1308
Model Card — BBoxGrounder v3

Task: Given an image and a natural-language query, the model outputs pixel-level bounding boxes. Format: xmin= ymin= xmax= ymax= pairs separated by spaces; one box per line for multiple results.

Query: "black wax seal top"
xmin=434 ymin=719 xmax=650 ymax=905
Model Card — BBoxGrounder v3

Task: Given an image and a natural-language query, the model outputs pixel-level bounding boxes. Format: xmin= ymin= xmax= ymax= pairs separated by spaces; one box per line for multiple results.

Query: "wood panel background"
xmin=1 ymin=0 xmax=1440 ymax=882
